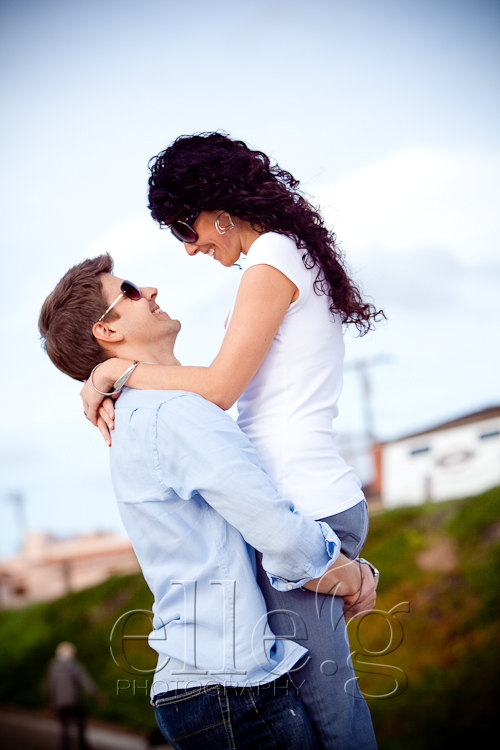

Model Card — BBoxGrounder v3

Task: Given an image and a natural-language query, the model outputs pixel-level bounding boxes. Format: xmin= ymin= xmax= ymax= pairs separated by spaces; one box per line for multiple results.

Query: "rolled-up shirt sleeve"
xmin=153 ymin=394 xmax=341 ymax=588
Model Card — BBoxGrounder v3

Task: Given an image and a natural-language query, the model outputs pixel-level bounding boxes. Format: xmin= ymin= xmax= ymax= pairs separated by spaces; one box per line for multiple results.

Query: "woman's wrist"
xmin=93 ymin=358 xmax=132 ymax=391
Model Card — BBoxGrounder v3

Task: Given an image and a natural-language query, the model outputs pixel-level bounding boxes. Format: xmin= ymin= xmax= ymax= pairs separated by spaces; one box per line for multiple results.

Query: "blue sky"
xmin=1 ymin=0 xmax=499 ymax=555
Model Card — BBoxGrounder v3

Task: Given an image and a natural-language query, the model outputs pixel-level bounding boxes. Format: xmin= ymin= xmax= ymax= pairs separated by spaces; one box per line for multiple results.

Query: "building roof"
xmin=380 ymin=405 xmax=500 ymax=444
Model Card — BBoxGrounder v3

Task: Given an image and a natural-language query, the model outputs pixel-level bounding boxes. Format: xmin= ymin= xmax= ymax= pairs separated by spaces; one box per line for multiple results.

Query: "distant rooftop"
xmin=381 ymin=404 xmax=500 ymax=444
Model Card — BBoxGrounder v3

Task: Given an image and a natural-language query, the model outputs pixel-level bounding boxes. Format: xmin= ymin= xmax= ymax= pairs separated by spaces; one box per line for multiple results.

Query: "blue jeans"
xmin=256 ymin=499 xmax=377 ymax=750
xmin=153 ymin=673 xmax=319 ymax=749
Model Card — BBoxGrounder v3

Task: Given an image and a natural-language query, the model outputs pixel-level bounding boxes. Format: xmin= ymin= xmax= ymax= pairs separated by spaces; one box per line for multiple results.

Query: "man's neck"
xmin=111 ymin=339 xmax=180 ymax=367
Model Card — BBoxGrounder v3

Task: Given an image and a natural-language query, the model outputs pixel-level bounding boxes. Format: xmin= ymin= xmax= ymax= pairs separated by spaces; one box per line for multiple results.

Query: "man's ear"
xmin=92 ymin=321 xmax=125 ymax=345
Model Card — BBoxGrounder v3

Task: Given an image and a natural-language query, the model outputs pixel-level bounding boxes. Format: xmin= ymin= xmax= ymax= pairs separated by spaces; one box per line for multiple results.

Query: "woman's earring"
xmin=215 ymin=211 xmax=235 ymax=235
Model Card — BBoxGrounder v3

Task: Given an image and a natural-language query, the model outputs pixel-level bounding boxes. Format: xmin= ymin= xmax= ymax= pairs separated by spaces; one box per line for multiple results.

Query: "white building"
xmin=372 ymin=406 xmax=500 ymax=508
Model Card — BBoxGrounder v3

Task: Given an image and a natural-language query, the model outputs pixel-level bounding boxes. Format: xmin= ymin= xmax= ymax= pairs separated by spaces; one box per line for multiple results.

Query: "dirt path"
xmin=0 ymin=707 xmax=172 ymax=749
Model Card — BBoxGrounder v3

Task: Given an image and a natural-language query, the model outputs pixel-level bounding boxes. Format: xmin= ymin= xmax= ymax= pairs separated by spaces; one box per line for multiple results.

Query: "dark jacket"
xmin=47 ymin=657 xmax=98 ymax=709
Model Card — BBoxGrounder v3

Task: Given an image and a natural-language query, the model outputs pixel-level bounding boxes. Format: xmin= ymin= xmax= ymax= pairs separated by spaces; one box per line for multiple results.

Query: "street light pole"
xmin=6 ymin=491 xmax=26 ymax=552
xmin=345 ymin=354 xmax=392 ymax=444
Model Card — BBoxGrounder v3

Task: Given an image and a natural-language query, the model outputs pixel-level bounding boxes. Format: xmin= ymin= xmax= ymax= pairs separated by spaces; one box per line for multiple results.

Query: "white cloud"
xmin=317 ymin=146 xmax=500 ymax=265
xmin=307 ymin=148 xmax=500 ymax=446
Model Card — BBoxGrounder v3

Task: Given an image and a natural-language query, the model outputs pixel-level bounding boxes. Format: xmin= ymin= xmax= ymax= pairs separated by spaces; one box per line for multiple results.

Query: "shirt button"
xmin=287 ymin=584 xmax=293 ymax=590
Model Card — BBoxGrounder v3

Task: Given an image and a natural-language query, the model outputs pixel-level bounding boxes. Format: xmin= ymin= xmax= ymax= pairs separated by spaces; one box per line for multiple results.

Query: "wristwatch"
xmin=356 ymin=558 xmax=380 ymax=590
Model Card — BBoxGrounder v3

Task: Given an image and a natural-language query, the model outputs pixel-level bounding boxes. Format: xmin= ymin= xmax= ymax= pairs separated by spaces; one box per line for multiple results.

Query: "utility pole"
xmin=6 ymin=491 xmax=26 ymax=552
xmin=343 ymin=354 xmax=392 ymax=498
xmin=345 ymin=354 xmax=392 ymax=444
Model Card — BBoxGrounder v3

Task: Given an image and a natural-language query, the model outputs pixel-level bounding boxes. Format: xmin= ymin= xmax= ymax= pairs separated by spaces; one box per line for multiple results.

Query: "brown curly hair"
xmin=148 ymin=132 xmax=384 ymax=334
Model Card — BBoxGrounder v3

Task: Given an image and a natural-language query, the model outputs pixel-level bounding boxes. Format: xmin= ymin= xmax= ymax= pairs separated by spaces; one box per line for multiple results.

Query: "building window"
xmin=409 ymin=446 xmax=431 ymax=456
xmin=479 ymin=430 xmax=500 ymax=440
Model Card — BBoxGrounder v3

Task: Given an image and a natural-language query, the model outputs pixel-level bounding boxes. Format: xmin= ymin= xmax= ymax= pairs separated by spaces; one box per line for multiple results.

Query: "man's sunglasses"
xmin=97 ymin=280 xmax=142 ymax=323
xmin=170 ymin=212 xmax=200 ymax=244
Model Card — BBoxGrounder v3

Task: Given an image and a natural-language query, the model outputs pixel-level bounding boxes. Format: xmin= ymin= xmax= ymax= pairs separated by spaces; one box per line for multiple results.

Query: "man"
xmin=47 ymin=642 xmax=102 ymax=750
xmin=39 ymin=254 xmax=376 ymax=749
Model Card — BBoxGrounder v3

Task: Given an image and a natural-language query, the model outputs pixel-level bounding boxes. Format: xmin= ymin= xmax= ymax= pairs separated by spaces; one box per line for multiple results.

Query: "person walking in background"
xmin=47 ymin=641 xmax=101 ymax=750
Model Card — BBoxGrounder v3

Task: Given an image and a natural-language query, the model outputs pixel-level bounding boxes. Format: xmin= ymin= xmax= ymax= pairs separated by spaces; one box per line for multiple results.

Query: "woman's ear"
xmin=92 ymin=321 xmax=124 ymax=344
xmin=215 ymin=211 xmax=235 ymax=235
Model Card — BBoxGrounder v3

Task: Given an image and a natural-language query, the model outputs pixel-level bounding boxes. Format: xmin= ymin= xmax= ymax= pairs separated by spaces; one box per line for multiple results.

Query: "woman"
xmin=83 ymin=132 xmax=383 ymax=749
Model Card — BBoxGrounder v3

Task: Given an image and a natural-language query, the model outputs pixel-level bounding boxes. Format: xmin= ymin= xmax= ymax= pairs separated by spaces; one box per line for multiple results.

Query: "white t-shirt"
xmin=234 ymin=232 xmax=364 ymax=519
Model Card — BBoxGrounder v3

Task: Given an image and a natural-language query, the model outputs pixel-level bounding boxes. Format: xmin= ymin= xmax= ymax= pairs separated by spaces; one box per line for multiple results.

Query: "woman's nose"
xmin=184 ymin=242 xmax=199 ymax=256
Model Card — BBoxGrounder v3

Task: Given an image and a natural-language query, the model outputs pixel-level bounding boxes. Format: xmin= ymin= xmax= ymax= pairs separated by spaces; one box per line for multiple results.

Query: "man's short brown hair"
xmin=39 ymin=254 xmax=116 ymax=381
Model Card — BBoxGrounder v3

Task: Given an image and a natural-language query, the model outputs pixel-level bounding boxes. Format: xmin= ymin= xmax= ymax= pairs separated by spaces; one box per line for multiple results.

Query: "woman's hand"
xmin=96 ymin=398 xmax=116 ymax=446
xmin=81 ymin=358 xmax=128 ymax=445
xmin=82 ymin=382 xmax=118 ymax=446
xmin=80 ymin=359 xmax=117 ymax=424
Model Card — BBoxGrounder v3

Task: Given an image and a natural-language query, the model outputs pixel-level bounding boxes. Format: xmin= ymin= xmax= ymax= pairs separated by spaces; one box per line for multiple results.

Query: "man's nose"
xmin=141 ymin=286 xmax=157 ymax=300
xmin=184 ymin=242 xmax=199 ymax=256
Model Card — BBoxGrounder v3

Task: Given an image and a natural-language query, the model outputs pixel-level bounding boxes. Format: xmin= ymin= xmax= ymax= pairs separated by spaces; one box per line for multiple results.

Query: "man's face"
xmin=99 ymin=273 xmax=181 ymax=346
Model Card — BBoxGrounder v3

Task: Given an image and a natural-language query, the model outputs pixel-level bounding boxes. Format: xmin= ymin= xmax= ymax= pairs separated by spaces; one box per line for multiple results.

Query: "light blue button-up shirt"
xmin=109 ymin=389 xmax=341 ymax=694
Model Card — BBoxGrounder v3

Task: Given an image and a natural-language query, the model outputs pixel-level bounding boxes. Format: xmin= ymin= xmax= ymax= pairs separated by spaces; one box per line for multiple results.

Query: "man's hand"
xmin=303 ymin=556 xmax=377 ymax=616
xmin=342 ymin=562 xmax=377 ymax=617
xmin=304 ymin=554 xmax=361 ymax=597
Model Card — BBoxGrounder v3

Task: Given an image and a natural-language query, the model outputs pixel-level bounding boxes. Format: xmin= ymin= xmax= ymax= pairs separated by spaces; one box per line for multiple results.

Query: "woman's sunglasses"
xmin=96 ymin=280 xmax=142 ymax=323
xmin=170 ymin=212 xmax=200 ymax=244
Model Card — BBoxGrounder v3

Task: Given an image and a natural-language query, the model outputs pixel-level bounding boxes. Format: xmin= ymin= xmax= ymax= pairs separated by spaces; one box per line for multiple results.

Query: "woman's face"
xmin=182 ymin=210 xmax=243 ymax=267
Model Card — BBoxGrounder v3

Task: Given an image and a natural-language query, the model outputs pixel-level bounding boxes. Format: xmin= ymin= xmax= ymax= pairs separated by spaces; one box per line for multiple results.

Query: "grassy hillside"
xmin=349 ymin=485 xmax=500 ymax=748
xmin=0 ymin=486 xmax=498 ymax=747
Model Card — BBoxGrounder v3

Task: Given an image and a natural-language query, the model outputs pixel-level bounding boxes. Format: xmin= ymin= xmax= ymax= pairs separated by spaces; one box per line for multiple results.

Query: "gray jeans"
xmin=322 ymin=497 xmax=369 ymax=559
xmin=255 ymin=499 xmax=377 ymax=750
